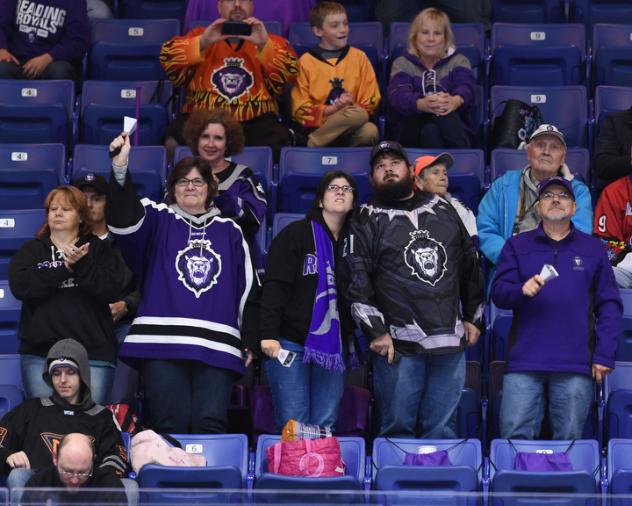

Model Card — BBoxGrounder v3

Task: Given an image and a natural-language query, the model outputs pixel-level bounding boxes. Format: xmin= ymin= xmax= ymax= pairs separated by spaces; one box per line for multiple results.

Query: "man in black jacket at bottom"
xmin=21 ymin=433 xmax=127 ymax=504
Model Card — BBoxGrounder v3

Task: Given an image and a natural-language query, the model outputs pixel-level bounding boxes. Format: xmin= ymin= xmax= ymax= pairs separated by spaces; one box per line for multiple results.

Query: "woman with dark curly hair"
xmin=8 ymin=186 xmax=125 ymax=403
xmin=183 ymin=109 xmax=267 ymax=271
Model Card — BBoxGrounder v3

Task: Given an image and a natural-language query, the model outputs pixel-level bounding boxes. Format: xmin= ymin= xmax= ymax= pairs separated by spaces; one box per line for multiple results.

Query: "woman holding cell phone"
xmin=259 ymin=171 xmax=358 ymax=432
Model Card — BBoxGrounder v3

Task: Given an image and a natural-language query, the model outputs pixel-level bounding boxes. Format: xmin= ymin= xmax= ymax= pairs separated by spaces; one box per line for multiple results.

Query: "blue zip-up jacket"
xmin=478 ymin=168 xmax=593 ymax=290
xmin=492 ymin=224 xmax=622 ymax=375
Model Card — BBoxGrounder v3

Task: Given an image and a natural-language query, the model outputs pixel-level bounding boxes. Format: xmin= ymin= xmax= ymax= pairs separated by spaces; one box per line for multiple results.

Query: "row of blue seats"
xmin=110 ymin=434 xmax=632 ymax=502
xmin=3 ymin=78 xmax=630 ymax=152
xmin=82 ymin=16 xmax=632 ymax=92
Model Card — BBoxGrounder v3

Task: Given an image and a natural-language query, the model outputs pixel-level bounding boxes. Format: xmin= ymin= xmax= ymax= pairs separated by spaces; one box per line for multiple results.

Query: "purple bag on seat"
xmin=514 ymin=451 xmax=573 ymax=471
xmin=403 ymin=450 xmax=453 ymax=467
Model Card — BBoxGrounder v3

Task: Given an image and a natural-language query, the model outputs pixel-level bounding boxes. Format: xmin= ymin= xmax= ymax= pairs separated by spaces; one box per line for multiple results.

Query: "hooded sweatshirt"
xmin=0 ymin=339 xmax=128 ymax=476
xmin=8 ymin=234 xmax=125 ymax=362
xmin=0 ymin=0 xmax=90 ymax=64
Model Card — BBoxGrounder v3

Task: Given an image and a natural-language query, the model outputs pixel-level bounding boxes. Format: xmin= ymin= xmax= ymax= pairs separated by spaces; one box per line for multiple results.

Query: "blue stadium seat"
xmin=372 ymin=438 xmax=482 ymax=503
xmin=608 ymin=438 xmax=632 ymax=499
xmin=173 ymin=146 xmax=273 ymax=203
xmin=89 ymin=19 xmax=180 ymax=80
xmin=278 ymin=147 xmax=372 ymax=213
xmin=592 ymin=24 xmax=632 ymax=89
xmin=615 ymin=289 xmax=632 ymax=361
xmin=489 ymin=439 xmax=600 ymax=505
xmin=0 ymin=384 xmax=24 ymax=419
xmin=490 ymin=24 xmax=586 ymax=86
xmin=388 ymin=22 xmax=486 ymax=85
xmin=122 ymin=0 xmax=187 ymax=21
xmin=288 ymin=21 xmax=383 ymax=75
xmin=490 ymin=85 xmax=589 ymax=147
xmin=491 ymin=0 xmax=567 ymax=23
xmin=572 ymin=0 xmax=632 ymax=33
xmin=0 ymin=144 xmax=65 ymax=210
xmin=594 ymin=85 xmax=632 ymax=131
xmin=0 ymin=209 xmax=45 ymax=280
xmin=72 ymin=144 xmax=166 ymax=202
xmin=80 ymin=80 xmax=172 ymax=146
xmin=107 ymin=360 xmax=139 ymax=404
xmin=0 ymin=80 xmax=74 ymax=145
xmin=406 ymin=148 xmax=485 ymax=213
xmin=188 ymin=19 xmax=283 ymax=36
xmin=0 ymin=354 xmax=23 ymax=390
xmin=490 ymin=147 xmax=591 ymax=182
xmin=0 ymin=280 xmax=20 ymax=355
xmin=489 ymin=303 xmax=513 ymax=362
xmin=137 ymin=433 xmax=248 ymax=503
xmin=254 ymin=435 xmax=365 ymax=491
xmin=272 ymin=213 xmax=303 ymax=239
xmin=605 ymin=361 xmax=632 ymax=440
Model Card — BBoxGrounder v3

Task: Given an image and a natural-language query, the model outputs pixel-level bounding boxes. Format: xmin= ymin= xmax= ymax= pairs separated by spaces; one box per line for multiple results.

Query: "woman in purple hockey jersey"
xmin=105 ymin=132 xmax=258 ymax=434
xmin=183 ymin=109 xmax=267 ymax=273
xmin=387 ymin=8 xmax=476 ymax=149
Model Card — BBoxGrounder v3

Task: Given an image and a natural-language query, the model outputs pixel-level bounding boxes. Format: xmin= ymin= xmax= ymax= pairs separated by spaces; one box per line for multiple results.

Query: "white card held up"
xmin=277 ymin=348 xmax=296 ymax=368
xmin=539 ymin=264 xmax=559 ymax=284
xmin=123 ymin=116 xmax=137 ymax=135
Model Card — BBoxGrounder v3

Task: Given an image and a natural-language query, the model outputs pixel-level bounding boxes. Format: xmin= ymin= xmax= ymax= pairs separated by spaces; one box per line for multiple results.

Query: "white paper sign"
xmin=124 ymin=116 xmax=137 ymax=135
xmin=539 ymin=264 xmax=559 ymax=284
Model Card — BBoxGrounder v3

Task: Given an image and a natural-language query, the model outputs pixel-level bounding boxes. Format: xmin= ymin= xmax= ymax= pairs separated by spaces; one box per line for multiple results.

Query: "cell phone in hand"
xmin=277 ymin=348 xmax=296 ymax=368
xmin=221 ymin=21 xmax=252 ymax=36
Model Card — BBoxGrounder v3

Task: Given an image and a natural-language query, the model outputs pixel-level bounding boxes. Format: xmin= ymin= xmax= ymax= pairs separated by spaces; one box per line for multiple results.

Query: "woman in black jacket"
xmin=259 ymin=171 xmax=358 ymax=431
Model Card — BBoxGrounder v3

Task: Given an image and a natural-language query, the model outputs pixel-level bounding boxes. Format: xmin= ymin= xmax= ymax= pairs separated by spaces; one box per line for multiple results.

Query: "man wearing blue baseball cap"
xmin=492 ymin=176 xmax=622 ymax=440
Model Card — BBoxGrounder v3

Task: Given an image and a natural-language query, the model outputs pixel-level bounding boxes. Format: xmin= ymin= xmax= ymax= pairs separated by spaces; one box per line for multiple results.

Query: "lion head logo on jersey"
xmin=404 ymin=230 xmax=447 ymax=286
xmin=211 ymin=57 xmax=254 ymax=103
xmin=175 ymin=240 xmax=222 ymax=298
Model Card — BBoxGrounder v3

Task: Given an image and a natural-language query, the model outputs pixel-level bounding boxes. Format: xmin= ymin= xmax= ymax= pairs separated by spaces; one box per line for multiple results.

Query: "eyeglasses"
xmin=221 ymin=0 xmax=252 ymax=4
xmin=540 ymin=191 xmax=572 ymax=201
xmin=326 ymin=184 xmax=354 ymax=193
xmin=175 ymin=178 xmax=207 ymax=188
xmin=58 ymin=469 xmax=92 ymax=480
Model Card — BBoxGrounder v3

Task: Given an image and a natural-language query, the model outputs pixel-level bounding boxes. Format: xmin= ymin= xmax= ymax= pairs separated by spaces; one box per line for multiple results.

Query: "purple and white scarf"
xmin=303 ymin=221 xmax=345 ymax=372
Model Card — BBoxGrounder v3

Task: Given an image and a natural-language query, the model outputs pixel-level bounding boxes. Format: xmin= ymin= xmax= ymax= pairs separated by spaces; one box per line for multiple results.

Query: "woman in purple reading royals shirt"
xmin=259 ymin=171 xmax=358 ymax=431
xmin=387 ymin=7 xmax=476 ymax=149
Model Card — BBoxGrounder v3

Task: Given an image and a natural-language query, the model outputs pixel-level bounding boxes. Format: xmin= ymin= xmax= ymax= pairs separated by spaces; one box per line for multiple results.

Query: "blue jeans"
xmin=265 ymin=339 xmax=345 ymax=432
xmin=372 ymin=350 xmax=465 ymax=438
xmin=500 ymin=372 xmax=594 ymax=440
xmin=20 ymin=354 xmax=115 ymax=405
xmin=143 ymin=359 xmax=237 ymax=434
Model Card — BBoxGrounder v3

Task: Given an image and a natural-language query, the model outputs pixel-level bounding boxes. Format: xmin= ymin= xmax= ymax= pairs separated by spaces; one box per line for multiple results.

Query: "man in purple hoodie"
xmin=492 ymin=177 xmax=622 ymax=440
xmin=0 ymin=0 xmax=89 ymax=81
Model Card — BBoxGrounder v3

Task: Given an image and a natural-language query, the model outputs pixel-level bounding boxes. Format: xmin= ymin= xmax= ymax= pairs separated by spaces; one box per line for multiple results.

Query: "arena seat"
xmin=571 ymin=0 xmax=632 ymax=33
xmin=490 ymin=85 xmax=589 ymax=147
xmin=372 ymin=437 xmax=482 ymax=504
xmin=489 ymin=439 xmax=600 ymax=506
xmin=0 ymin=354 xmax=23 ymax=390
xmin=491 ymin=0 xmax=566 ymax=23
xmin=592 ymin=24 xmax=632 ymax=89
xmin=406 ymin=148 xmax=485 ymax=213
xmin=271 ymin=213 xmax=303 ymax=239
xmin=490 ymin=23 xmax=586 ymax=86
xmin=72 ymin=144 xmax=166 ymax=202
xmin=80 ymin=80 xmax=172 ymax=146
xmin=608 ymin=438 xmax=632 ymax=500
xmin=0 ymin=384 xmax=24 ymax=419
xmin=490 ymin=147 xmax=590 ymax=182
xmin=0 ymin=144 xmax=65 ymax=210
xmin=594 ymin=85 xmax=632 ymax=131
xmin=0 ymin=280 xmax=20 ymax=355
xmin=605 ymin=361 xmax=632 ymax=440
xmin=0 ymin=209 xmax=45 ymax=280
xmin=278 ymin=147 xmax=372 ymax=214
xmin=254 ymin=434 xmax=365 ymax=492
xmin=137 ymin=433 xmax=248 ymax=503
xmin=0 ymin=80 xmax=74 ymax=145
xmin=388 ymin=22 xmax=486 ymax=86
xmin=89 ymin=19 xmax=180 ymax=80
xmin=121 ymin=0 xmax=187 ymax=21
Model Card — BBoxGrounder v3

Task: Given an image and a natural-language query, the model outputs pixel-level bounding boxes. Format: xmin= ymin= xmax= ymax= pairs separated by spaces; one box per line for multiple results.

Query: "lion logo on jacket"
xmin=211 ymin=57 xmax=254 ymax=103
xmin=175 ymin=240 xmax=222 ymax=298
xmin=404 ymin=230 xmax=447 ymax=286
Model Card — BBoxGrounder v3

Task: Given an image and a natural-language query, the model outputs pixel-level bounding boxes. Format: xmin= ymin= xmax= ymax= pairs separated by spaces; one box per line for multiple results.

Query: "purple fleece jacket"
xmin=0 ymin=0 xmax=89 ymax=63
xmin=492 ymin=224 xmax=622 ymax=376
xmin=387 ymin=49 xmax=476 ymax=140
